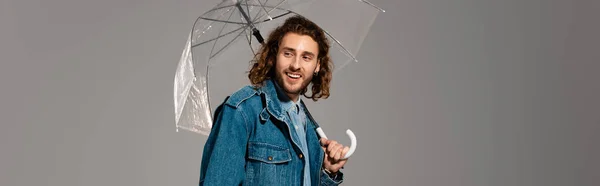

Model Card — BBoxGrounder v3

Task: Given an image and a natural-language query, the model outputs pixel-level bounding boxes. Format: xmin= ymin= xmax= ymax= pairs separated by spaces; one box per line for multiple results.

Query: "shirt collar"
xmin=273 ymin=79 xmax=302 ymax=114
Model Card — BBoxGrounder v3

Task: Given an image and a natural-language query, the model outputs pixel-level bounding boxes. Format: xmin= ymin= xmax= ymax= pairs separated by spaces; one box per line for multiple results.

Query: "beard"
xmin=274 ymin=70 xmax=312 ymax=98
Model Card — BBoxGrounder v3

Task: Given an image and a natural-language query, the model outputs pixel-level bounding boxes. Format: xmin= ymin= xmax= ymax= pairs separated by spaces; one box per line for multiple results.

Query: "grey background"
xmin=1 ymin=0 xmax=598 ymax=185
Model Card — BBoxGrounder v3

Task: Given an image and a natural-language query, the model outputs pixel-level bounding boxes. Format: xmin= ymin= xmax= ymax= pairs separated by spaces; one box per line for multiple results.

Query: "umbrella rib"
xmin=208 ymin=3 xmax=239 ymax=59
xmin=245 ymin=0 xmax=252 ymax=21
xmin=203 ymin=3 xmax=291 ymax=24
xmin=191 ymin=5 xmax=236 ymax=46
xmin=248 ymin=0 xmax=288 ymax=22
xmin=201 ymin=2 xmax=241 ymax=32
xmin=358 ymin=0 xmax=386 ymax=12
xmin=257 ymin=11 xmax=292 ymax=23
xmin=323 ymin=29 xmax=359 ymax=63
xmin=205 ymin=0 xmax=294 ymax=20
xmin=191 ymin=25 xmax=248 ymax=48
xmin=200 ymin=0 xmax=230 ymax=17
xmin=265 ymin=0 xmax=288 ymax=15
xmin=254 ymin=0 xmax=273 ymax=20
xmin=241 ymin=7 xmax=255 ymax=51
xmin=244 ymin=26 xmax=256 ymax=55
xmin=248 ymin=5 xmax=293 ymax=23
xmin=209 ymin=25 xmax=250 ymax=59
xmin=250 ymin=0 xmax=264 ymax=23
xmin=201 ymin=3 xmax=238 ymax=115
xmin=198 ymin=17 xmax=247 ymax=25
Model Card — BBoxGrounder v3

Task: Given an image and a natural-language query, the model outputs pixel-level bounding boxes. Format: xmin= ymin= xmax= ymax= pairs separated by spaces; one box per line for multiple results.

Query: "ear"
xmin=268 ymin=56 xmax=275 ymax=66
xmin=315 ymin=60 xmax=321 ymax=74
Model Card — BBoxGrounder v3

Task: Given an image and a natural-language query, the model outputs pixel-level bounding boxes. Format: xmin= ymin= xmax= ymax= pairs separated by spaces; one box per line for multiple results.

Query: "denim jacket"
xmin=199 ymin=79 xmax=343 ymax=186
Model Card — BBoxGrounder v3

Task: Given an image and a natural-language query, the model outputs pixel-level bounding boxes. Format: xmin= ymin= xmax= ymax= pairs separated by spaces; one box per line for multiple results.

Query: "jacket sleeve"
xmin=320 ymin=169 xmax=344 ymax=185
xmin=199 ymin=104 xmax=250 ymax=186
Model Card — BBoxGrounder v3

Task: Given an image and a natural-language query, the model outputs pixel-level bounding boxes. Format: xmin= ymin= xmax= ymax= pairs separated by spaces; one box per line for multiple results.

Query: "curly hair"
xmin=248 ymin=15 xmax=333 ymax=101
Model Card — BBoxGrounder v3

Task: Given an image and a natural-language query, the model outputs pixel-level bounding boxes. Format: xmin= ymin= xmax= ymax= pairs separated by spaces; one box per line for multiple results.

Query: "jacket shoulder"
xmin=224 ymin=85 xmax=260 ymax=108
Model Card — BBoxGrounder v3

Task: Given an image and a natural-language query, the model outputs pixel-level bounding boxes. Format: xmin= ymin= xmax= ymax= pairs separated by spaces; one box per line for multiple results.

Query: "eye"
xmin=303 ymin=55 xmax=312 ymax=61
xmin=283 ymin=52 xmax=293 ymax=57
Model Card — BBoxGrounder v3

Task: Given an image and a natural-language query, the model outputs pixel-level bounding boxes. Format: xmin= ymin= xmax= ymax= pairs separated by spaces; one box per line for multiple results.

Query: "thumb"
xmin=320 ymin=138 xmax=330 ymax=146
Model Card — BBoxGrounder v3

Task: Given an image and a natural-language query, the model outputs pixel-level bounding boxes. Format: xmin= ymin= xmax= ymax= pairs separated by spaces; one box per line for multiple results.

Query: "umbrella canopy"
xmin=174 ymin=0 xmax=384 ymax=141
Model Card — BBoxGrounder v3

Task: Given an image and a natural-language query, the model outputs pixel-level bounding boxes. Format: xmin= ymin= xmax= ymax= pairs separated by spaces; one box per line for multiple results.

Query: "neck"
xmin=286 ymin=93 xmax=299 ymax=103
xmin=272 ymin=79 xmax=300 ymax=103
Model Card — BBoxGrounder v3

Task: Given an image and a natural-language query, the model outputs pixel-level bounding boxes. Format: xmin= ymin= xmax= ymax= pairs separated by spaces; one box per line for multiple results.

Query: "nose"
xmin=289 ymin=57 xmax=300 ymax=70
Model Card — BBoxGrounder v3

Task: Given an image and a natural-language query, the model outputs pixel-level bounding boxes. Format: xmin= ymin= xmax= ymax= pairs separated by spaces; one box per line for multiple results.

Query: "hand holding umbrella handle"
xmin=316 ymin=127 xmax=356 ymax=159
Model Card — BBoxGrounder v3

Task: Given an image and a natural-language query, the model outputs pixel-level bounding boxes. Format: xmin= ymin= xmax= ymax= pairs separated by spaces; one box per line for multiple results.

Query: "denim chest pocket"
xmin=248 ymin=142 xmax=292 ymax=163
xmin=245 ymin=142 xmax=295 ymax=185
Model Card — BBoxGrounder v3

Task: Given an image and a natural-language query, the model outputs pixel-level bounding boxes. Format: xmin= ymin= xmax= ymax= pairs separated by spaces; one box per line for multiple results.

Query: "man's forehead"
xmin=279 ymin=33 xmax=318 ymax=54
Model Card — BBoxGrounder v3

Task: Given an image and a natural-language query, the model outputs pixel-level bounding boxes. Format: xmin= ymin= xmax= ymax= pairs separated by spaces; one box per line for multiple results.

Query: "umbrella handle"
xmin=316 ymin=127 xmax=357 ymax=159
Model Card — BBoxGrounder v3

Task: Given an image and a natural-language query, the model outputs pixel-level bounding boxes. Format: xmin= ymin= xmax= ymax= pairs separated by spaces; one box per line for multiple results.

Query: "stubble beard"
xmin=274 ymin=71 xmax=311 ymax=98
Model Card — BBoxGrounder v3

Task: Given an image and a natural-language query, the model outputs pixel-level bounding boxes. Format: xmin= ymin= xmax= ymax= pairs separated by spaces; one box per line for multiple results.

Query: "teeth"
xmin=287 ymin=73 xmax=300 ymax=78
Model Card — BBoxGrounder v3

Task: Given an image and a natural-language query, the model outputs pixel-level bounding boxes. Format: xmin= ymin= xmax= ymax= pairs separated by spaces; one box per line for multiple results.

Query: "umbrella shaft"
xmin=235 ymin=2 xmax=254 ymax=29
xmin=235 ymin=2 xmax=264 ymax=44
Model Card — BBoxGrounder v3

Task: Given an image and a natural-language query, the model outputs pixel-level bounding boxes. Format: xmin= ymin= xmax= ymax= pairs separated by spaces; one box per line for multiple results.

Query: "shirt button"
xmin=268 ymin=156 xmax=273 ymax=161
xmin=299 ymin=154 xmax=303 ymax=159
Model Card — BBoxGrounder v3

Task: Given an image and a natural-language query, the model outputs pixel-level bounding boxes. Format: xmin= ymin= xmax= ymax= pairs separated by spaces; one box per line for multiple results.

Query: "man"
xmin=199 ymin=15 xmax=350 ymax=186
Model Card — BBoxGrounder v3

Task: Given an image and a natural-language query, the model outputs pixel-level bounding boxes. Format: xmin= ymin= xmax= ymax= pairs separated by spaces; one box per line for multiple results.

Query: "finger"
xmin=320 ymin=139 xmax=328 ymax=150
xmin=327 ymin=141 xmax=338 ymax=153
xmin=320 ymin=138 xmax=330 ymax=146
xmin=330 ymin=144 xmax=342 ymax=159
xmin=341 ymin=146 xmax=350 ymax=159
xmin=337 ymin=146 xmax=350 ymax=160
xmin=327 ymin=142 xmax=338 ymax=157
xmin=334 ymin=147 xmax=343 ymax=160
xmin=329 ymin=145 xmax=338 ymax=159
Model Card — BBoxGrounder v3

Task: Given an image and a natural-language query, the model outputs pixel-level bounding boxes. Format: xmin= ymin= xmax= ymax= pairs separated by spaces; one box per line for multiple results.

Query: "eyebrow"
xmin=281 ymin=47 xmax=316 ymax=57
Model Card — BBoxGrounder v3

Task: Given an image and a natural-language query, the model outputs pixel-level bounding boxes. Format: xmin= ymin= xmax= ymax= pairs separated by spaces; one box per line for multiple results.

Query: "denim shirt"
xmin=199 ymin=79 xmax=344 ymax=186
xmin=274 ymin=82 xmax=311 ymax=186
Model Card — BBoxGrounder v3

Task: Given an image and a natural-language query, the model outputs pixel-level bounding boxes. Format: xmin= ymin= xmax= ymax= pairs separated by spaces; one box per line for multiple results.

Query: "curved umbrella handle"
xmin=316 ymin=128 xmax=357 ymax=159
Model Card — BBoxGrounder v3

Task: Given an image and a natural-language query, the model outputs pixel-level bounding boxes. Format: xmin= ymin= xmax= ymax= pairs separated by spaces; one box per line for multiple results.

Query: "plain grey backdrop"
xmin=1 ymin=0 xmax=598 ymax=185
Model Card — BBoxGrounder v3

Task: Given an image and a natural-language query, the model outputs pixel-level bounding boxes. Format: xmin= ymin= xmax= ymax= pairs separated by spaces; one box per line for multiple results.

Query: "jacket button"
xmin=299 ymin=154 xmax=303 ymax=159
xmin=268 ymin=156 xmax=273 ymax=161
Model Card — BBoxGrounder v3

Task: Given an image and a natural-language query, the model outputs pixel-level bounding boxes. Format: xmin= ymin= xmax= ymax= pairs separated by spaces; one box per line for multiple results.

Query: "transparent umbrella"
xmin=174 ymin=0 xmax=385 ymax=159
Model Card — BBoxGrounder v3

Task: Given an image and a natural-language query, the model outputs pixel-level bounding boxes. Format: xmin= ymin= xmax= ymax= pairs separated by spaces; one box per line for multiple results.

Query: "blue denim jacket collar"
xmin=258 ymin=79 xmax=310 ymax=125
xmin=257 ymin=79 xmax=322 ymax=133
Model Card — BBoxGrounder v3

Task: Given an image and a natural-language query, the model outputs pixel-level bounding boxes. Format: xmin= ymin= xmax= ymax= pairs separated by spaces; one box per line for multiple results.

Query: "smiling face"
xmin=248 ymin=15 xmax=333 ymax=102
xmin=273 ymin=32 xmax=321 ymax=102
